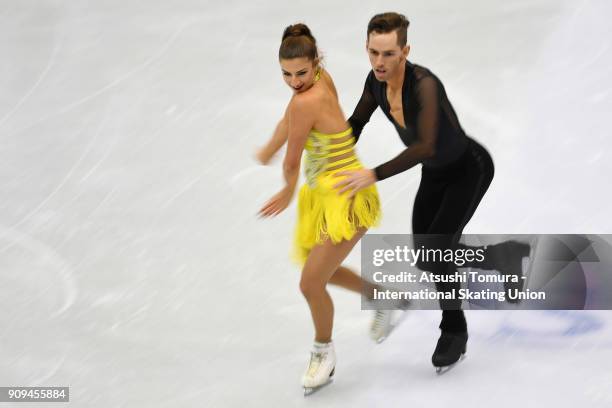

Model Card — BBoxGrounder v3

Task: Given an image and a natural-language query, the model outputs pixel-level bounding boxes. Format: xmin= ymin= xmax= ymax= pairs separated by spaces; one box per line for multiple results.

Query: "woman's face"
xmin=280 ymin=57 xmax=317 ymax=94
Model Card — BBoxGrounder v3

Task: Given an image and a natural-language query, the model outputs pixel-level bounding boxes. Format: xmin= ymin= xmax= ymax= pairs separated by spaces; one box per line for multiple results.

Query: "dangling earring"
xmin=314 ymin=66 xmax=321 ymax=82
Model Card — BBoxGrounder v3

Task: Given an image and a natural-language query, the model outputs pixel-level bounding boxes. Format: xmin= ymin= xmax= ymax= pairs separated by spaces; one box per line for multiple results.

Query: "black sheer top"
xmin=348 ymin=60 xmax=469 ymax=180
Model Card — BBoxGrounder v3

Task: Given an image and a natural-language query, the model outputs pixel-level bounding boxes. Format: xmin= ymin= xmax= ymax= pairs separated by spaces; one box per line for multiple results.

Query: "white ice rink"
xmin=2 ymin=0 xmax=612 ymax=406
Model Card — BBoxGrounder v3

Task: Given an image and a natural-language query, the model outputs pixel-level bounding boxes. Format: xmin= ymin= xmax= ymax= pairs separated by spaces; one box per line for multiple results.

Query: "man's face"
xmin=366 ymin=30 xmax=409 ymax=82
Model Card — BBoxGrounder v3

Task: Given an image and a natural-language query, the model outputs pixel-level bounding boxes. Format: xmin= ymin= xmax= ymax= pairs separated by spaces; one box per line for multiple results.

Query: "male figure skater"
xmin=334 ymin=12 xmax=497 ymax=370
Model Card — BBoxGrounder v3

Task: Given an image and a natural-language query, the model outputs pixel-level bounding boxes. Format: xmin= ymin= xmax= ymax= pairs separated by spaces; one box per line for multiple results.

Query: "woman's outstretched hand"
xmin=333 ymin=168 xmax=377 ymax=198
xmin=259 ymin=186 xmax=293 ymax=217
xmin=255 ymin=146 xmax=272 ymax=165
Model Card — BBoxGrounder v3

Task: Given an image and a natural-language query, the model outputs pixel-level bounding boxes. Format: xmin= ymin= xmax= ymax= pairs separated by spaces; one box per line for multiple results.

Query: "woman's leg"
xmin=300 ymin=228 xmax=367 ymax=343
xmin=328 ymin=265 xmax=379 ymax=299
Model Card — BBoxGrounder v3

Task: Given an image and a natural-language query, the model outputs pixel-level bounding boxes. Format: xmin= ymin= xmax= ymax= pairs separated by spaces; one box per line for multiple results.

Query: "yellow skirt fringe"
xmin=292 ymin=166 xmax=382 ymax=265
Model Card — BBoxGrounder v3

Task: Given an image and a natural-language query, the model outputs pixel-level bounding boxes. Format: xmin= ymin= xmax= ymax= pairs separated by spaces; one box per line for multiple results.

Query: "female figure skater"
xmin=257 ymin=24 xmax=383 ymax=394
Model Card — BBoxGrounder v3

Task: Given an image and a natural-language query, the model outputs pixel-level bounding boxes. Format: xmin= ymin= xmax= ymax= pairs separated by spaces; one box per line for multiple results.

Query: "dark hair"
xmin=367 ymin=12 xmax=410 ymax=47
xmin=279 ymin=23 xmax=318 ymax=61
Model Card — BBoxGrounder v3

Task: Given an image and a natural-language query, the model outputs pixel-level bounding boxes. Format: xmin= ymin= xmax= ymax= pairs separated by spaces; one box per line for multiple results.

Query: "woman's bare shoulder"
xmin=320 ymin=68 xmax=335 ymax=85
xmin=319 ymin=68 xmax=338 ymax=99
xmin=287 ymin=89 xmax=320 ymax=115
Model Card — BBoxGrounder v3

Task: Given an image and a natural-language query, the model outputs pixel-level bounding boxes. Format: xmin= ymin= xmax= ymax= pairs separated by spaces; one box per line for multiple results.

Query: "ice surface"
xmin=1 ymin=1 xmax=611 ymax=407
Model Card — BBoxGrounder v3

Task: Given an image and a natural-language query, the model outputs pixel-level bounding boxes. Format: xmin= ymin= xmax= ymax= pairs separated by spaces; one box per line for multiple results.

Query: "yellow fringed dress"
xmin=293 ymin=127 xmax=382 ymax=264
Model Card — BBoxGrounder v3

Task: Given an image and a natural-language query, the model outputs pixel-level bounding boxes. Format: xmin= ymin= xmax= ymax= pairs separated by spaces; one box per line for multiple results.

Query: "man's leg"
xmin=412 ymin=169 xmax=467 ymax=333
xmin=413 ymin=140 xmax=494 ymax=369
xmin=426 ymin=141 xmax=494 ymax=331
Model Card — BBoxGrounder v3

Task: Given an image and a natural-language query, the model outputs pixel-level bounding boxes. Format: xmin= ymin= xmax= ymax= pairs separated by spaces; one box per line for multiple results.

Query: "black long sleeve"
xmin=350 ymin=61 xmax=469 ymax=180
xmin=348 ymin=73 xmax=378 ymax=143
xmin=373 ymin=76 xmax=439 ymax=181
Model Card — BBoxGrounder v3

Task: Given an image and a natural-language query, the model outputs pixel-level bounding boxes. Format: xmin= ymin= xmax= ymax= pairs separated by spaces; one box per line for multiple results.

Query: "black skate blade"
xmin=434 ymin=353 xmax=467 ymax=375
xmin=303 ymin=378 xmax=333 ymax=397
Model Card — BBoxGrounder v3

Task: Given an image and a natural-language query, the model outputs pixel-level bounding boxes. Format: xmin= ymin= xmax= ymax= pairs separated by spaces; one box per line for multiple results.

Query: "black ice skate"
xmin=432 ymin=331 xmax=467 ymax=374
xmin=486 ymin=240 xmax=532 ymax=303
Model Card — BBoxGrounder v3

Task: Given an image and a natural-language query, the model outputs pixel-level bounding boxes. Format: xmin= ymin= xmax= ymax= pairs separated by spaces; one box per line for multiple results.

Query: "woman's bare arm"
xmin=258 ymin=95 xmax=315 ymax=217
xmin=256 ymin=113 xmax=289 ymax=165
xmin=282 ymin=95 xmax=315 ymax=194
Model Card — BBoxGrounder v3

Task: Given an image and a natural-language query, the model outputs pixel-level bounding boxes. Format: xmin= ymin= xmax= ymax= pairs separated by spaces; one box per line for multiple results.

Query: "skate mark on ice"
xmin=1 ymin=117 xmax=101 ymax=252
xmin=7 ymin=17 xmax=204 ymax=138
xmin=0 ymin=224 xmax=77 ymax=317
xmin=0 ymin=34 xmax=61 ymax=130
xmin=493 ymin=310 xmax=605 ymax=347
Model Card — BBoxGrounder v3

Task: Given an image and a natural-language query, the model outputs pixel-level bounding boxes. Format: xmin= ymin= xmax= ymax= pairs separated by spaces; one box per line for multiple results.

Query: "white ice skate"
xmin=369 ymin=299 xmax=411 ymax=343
xmin=302 ymin=342 xmax=336 ymax=396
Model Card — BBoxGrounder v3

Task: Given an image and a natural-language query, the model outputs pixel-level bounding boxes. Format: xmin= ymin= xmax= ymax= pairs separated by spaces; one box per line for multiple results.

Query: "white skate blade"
xmin=434 ymin=353 xmax=467 ymax=375
xmin=373 ymin=307 xmax=410 ymax=344
xmin=303 ymin=378 xmax=333 ymax=396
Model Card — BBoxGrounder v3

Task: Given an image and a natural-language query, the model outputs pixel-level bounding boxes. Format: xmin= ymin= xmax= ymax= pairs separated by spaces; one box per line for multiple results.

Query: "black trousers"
xmin=412 ymin=137 xmax=495 ymax=333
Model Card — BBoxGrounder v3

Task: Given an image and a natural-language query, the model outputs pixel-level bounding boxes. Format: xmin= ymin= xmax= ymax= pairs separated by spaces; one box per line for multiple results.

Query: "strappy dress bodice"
xmin=304 ymin=127 xmax=358 ymax=187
